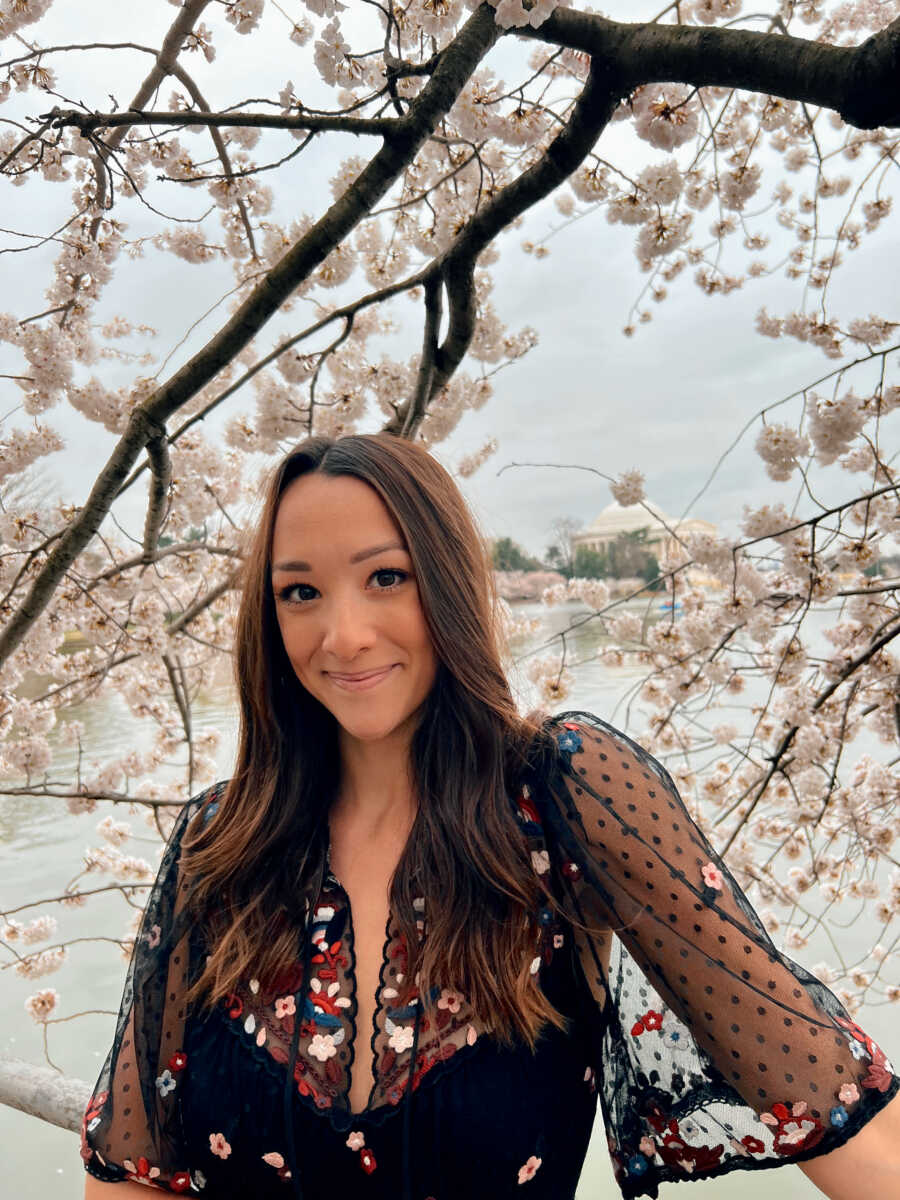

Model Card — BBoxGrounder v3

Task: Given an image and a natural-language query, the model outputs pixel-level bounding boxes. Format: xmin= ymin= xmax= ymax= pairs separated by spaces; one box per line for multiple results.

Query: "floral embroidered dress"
xmin=82 ymin=711 xmax=899 ymax=1199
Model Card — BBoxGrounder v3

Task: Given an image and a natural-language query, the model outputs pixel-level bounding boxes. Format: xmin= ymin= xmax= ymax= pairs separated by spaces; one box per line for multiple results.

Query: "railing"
xmin=0 ymin=1055 xmax=89 ymax=1134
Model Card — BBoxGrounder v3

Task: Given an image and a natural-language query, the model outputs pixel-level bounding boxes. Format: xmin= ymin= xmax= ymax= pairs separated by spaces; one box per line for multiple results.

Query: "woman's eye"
xmin=371 ymin=569 xmax=407 ymax=589
xmin=279 ymin=583 xmax=316 ymax=604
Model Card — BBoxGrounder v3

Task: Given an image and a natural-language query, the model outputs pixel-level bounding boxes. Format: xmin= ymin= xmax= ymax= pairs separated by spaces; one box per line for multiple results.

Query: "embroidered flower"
xmin=553 ymin=932 xmax=564 ymax=949
xmin=760 ymin=1101 xmax=825 ymax=1155
xmin=155 ymin=1069 xmax=176 ymax=1097
xmin=517 ymin=1155 xmax=542 ymax=1183
xmin=529 ymin=955 xmax=542 ymax=976
xmin=660 ymin=1011 xmax=688 ymax=1052
xmin=146 ymin=924 xmax=161 ymax=949
xmin=123 ymin=1157 xmax=161 ymax=1182
xmin=626 ymin=1154 xmax=649 ymax=1176
xmin=531 ymin=849 xmax=550 ymax=875
xmin=274 ymin=995 xmax=296 ymax=1020
xmin=630 ymin=1009 xmax=663 ymax=1036
xmin=171 ymin=1172 xmax=192 ymax=1193
xmin=346 ymin=1132 xmax=365 ymax=1152
xmin=639 ymin=1136 xmax=656 ymax=1157
xmin=209 ymin=1133 xmax=232 ymax=1159
xmin=862 ymin=1060 xmax=894 ymax=1092
xmin=848 ymin=1038 xmax=869 ymax=1060
xmin=437 ymin=988 xmax=462 ymax=1014
xmin=308 ymin=1033 xmax=338 ymax=1061
xmin=388 ymin=1024 xmax=415 ymax=1053
xmin=557 ymin=729 xmax=582 ymax=754
xmin=829 ymin=1106 xmax=849 ymax=1128
xmin=262 ymin=1151 xmax=291 ymax=1180
xmin=838 ymin=1083 xmax=859 ymax=1105
xmin=360 ymin=1148 xmax=377 ymax=1174
xmin=740 ymin=1135 xmax=765 ymax=1154
xmin=701 ymin=862 xmax=724 ymax=890
xmin=168 ymin=1051 xmax=187 ymax=1072
xmin=561 ymin=859 xmax=582 ymax=881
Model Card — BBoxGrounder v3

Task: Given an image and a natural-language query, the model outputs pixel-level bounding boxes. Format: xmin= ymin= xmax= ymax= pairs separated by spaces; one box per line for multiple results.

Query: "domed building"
xmin=572 ymin=499 xmax=717 ymax=563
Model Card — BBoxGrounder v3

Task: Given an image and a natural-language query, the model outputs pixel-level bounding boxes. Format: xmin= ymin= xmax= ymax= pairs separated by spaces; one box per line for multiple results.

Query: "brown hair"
xmin=183 ymin=432 xmax=563 ymax=1047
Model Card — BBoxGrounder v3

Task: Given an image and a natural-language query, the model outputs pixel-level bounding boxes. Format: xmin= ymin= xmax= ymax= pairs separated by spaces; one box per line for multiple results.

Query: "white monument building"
xmin=572 ymin=499 xmax=718 ymax=562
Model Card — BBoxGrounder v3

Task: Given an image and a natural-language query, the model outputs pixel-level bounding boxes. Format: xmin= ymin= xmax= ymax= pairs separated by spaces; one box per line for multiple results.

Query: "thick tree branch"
xmin=141 ymin=428 xmax=171 ymax=562
xmin=517 ymin=11 xmax=900 ymax=129
xmin=403 ymin=276 xmax=444 ymax=437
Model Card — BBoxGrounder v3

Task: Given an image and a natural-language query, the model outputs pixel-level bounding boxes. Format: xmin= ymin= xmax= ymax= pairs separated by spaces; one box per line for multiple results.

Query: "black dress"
xmin=81 ymin=711 xmax=900 ymax=1198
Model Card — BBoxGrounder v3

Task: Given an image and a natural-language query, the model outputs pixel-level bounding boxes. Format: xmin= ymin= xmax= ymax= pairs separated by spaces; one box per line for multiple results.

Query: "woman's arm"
xmin=798 ymin=1088 xmax=900 ymax=1199
xmin=85 ymin=1177 xmax=152 ymax=1199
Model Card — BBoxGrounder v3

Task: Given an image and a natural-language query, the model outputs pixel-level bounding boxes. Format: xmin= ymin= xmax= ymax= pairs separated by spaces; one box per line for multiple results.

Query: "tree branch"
xmin=517 ymin=11 xmax=900 ymax=129
xmin=41 ymin=105 xmax=400 ymax=137
xmin=141 ymin=428 xmax=171 ymax=561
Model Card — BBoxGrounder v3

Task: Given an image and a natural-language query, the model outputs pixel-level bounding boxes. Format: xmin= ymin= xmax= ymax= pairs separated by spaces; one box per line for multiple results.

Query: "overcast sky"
xmin=2 ymin=1 xmax=897 ymax=561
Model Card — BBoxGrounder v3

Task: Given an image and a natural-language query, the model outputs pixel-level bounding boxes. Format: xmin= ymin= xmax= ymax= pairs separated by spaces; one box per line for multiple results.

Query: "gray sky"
xmin=2 ymin=1 xmax=897 ymax=561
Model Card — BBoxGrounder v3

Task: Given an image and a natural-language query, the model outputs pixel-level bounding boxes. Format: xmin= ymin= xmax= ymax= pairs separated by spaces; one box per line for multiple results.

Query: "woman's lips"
xmin=326 ymin=665 xmax=398 ymax=692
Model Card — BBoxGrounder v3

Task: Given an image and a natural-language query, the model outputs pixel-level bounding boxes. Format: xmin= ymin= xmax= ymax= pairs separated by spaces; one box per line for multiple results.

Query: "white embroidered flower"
xmin=437 ymin=988 xmax=462 ymax=1014
xmin=155 ymin=1069 xmax=177 ymax=1097
xmin=308 ymin=1033 xmax=338 ymax=1062
xmin=388 ymin=1024 xmax=415 ymax=1053
xmin=531 ymin=849 xmax=550 ymax=875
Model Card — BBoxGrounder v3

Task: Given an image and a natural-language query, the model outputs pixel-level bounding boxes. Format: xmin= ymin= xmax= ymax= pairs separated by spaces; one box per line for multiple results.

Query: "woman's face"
xmin=271 ymin=471 xmax=439 ymax=746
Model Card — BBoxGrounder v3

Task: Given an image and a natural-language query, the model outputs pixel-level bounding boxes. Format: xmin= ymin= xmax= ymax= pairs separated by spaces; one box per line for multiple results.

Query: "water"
xmin=1 ymin=600 xmax=893 ymax=1198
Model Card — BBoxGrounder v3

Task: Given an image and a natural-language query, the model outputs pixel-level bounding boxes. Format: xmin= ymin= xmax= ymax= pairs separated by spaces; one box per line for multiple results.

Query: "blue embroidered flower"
xmin=557 ymin=729 xmax=582 ymax=755
xmin=829 ymin=1105 xmax=849 ymax=1128
xmin=626 ymin=1153 xmax=649 ymax=1176
xmin=847 ymin=1038 xmax=869 ymax=1061
xmin=538 ymin=906 xmax=554 ymax=926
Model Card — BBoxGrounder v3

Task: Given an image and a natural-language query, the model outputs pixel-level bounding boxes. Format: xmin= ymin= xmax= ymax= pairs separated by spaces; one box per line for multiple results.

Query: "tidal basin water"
xmin=2 ymin=600 xmax=895 ymax=1198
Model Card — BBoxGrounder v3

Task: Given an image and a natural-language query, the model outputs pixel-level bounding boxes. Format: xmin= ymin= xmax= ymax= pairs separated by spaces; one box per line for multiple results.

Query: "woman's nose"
xmin=319 ymin=594 xmax=375 ymax=660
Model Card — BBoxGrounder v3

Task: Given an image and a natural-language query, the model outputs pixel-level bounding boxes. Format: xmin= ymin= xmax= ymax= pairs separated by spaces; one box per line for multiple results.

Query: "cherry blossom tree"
xmin=1 ymin=0 xmax=899 ymax=1072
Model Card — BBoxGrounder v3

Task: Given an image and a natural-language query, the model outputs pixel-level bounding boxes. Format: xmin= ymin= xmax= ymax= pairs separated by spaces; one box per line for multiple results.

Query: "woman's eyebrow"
xmin=272 ymin=540 xmax=407 ymax=573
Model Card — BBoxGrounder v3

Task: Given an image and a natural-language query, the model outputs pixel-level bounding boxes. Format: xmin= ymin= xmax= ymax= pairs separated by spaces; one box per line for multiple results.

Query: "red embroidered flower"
xmin=168 ymin=1051 xmax=187 ymax=1073
xmin=123 ymin=1157 xmax=161 ymax=1182
xmin=225 ymin=993 xmax=242 ymax=1019
xmin=741 ymin=1135 xmax=765 ymax=1154
xmin=862 ymin=1061 xmax=894 ymax=1092
xmin=171 ymin=1172 xmax=192 ymax=1192
xmin=631 ymin=1010 xmax=663 ymax=1035
xmin=360 ymin=1148 xmax=377 ymax=1174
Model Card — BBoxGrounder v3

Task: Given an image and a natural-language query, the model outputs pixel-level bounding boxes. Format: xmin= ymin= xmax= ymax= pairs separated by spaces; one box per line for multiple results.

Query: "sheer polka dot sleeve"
xmin=80 ymin=787 xmax=222 ymax=1193
xmin=535 ymin=711 xmax=899 ymax=1199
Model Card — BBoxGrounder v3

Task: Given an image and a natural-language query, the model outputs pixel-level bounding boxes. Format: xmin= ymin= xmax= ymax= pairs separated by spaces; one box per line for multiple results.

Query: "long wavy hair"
xmin=182 ymin=432 xmax=563 ymax=1047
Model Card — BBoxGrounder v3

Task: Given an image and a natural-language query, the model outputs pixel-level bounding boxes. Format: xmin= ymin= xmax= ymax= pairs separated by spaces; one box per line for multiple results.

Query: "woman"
xmin=82 ymin=432 xmax=900 ymax=1199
